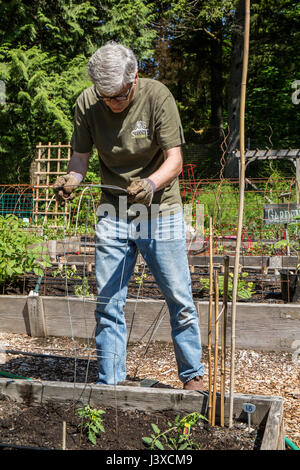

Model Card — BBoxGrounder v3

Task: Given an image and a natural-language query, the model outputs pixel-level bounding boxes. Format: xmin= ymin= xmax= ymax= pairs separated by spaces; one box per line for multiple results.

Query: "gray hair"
xmin=88 ymin=41 xmax=138 ymax=96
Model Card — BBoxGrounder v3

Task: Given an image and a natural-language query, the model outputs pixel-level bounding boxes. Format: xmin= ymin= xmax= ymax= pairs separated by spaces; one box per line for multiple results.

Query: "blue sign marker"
xmin=243 ymin=403 xmax=256 ymax=432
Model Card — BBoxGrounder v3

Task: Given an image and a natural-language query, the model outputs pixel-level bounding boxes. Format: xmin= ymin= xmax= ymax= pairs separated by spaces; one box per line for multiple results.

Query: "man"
xmin=53 ymin=41 xmax=204 ymax=390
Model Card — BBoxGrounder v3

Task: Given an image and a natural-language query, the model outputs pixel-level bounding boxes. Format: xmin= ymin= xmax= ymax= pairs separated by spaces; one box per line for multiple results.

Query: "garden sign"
xmin=263 ymin=204 xmax=300 ymax=225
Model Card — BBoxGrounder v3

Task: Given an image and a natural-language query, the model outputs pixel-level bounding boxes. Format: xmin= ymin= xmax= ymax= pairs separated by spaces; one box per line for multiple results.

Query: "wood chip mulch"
xmin=0 ymin=332 xmax=299 ymax=449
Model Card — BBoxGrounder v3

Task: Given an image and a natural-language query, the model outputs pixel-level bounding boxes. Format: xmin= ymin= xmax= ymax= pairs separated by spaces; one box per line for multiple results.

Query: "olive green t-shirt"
xmin=70 ymin=78 xmax=185 ymax=214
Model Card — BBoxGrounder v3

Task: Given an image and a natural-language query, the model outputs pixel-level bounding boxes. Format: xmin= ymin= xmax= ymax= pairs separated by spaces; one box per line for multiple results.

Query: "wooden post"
xmin=229 ymin=0 xmax=250 ymax=428
xmin=212 ymin=269 xmax=219 ymax=426
xmin=34 ymin=142 xmax=42 ymax=224
xmin=208 ymin=217 xmax=213 ymax=424
xmin=62 ymin=421 xmax=66 ymax=450
xmin=220 ymin=255 xmax=229 ymax=426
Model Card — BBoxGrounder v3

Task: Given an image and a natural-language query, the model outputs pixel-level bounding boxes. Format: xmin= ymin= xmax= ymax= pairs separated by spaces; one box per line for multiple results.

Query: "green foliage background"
xmin=0 ymin=0 xmax=299 ymax=183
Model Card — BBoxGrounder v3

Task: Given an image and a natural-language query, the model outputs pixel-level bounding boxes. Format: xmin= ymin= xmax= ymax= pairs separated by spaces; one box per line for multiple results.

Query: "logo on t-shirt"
xmin=131 ymin=121 xmax=150 ymax=139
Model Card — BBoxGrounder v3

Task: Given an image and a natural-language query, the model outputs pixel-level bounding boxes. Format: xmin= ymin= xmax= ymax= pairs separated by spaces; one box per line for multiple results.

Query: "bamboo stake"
xmin=62 ymin=421 xmax=66 ymax=450
xmin=220 ymin=255 xmax=229 ymax=426
xmin=229 ymin=0 xmax=250 ymax=428
xmin=212 ymin=269 xmax=219 ymax=426
xmin=208 ymin=217 xmax=214 ymax=425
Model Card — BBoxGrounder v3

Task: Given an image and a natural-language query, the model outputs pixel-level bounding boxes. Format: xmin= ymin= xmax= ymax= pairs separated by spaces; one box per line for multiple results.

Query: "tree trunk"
xmin=224 ymin=0 xmax=245 ymax=178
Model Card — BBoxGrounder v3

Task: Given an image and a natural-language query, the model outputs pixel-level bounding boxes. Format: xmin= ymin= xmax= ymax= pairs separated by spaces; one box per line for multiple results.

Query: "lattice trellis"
xmin=32 ymin=142 xmax=72 ymax=227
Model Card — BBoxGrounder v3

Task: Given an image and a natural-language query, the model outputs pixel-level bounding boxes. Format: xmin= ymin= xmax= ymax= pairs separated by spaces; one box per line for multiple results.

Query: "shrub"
xmin=0 ymin=214 xmax=51 ymax=284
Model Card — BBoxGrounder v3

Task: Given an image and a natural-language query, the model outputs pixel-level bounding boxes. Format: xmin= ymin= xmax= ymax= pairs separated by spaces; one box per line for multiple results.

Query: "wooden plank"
xmin=0 ymin=377 xmax=284 ymax=449
xmin=27 ymin=294 xmax=47 ymax=337
xmin=54 ymin=253 xmax=298 ymax=268
xmin=33 ymin=159 xmax=70 ymax=162
xmin=0 ymin=378 xmax=269 ymax=418
xmin=0 ymin=378 xmax=43 ymax=405
xmin=0 ymin=296 xmax=29 ymax=334
xmin=1 ymin=296 xmax=300 ymax=352
xmin=197 ymin=302 xmax=300 ymax=351
xmin=236 ymin=149 xmax=300 ymax=160
xmin=188 ymin=255 xmax=297 ymax=268
xmin=33 ymin=211 xmax=69 ymax=215
xmin=42 ymin=297 xmax=96 ymax=338
xmin=36 ymin=144 xmax=71 ymax=148
xmin=260 ymin=399 xmax=284 ymax=450
xmin=41 ymin=298 xmax=171 ymax=341
xmin=223 ymin=393 xmax=278 ymax=427
xmin=39 ymin=298 xmax=300 ymax=351
xmin=34 ymin=171 xmax=69 ymax=175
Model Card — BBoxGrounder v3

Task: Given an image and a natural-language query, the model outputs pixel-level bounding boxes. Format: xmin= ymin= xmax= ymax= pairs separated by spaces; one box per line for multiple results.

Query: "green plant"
xmin=246 ymin=241 xmax=276 ymax=256
xmin=77 ymin=405 xmax=105 ymax=445
xmin=74 ymin=276 xmax=94 ymax=298
xmin=52 ymin=264 xmax=80 ymax=279
xmin=0 ymin=214 xmax=51 ymax=284
xmin=135 ymin=273 xmax=148 ymax=286
xmin=274 ymin=217 xmax=300 ymax=273
xmin=200 ymin=271 xmax=256 ymax=300
xmin=142 ymin=412 xmax=207 ymax=450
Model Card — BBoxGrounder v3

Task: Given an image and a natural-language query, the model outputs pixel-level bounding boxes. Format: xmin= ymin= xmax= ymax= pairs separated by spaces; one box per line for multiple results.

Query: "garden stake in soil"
xmin=208 ymin=217 xmax=213 ymax=425
xmin=220 ymin=255 xmax=229 ymax=427
xmin=62 ymin=421 xmax=66 ymax=450
xmin=229 ymin=0 xmax=250 ymax=429
xmin=212 ymin=269 xmax=219 ymax=426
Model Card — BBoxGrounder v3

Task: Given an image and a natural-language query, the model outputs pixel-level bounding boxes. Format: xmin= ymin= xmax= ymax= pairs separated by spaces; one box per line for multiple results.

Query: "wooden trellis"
xmin=32 ymin=142 xmax=72 ymax=227
xmin=235 ymin=148 xmax=300 ymax=203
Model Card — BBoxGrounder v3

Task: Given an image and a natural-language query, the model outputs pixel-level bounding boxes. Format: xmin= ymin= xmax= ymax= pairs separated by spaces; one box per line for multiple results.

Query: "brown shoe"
xmin=183 ymin=376 xmax=204 ymax=391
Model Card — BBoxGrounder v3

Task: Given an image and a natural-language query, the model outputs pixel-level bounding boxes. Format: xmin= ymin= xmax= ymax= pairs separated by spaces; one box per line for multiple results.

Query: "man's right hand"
xmin=52 ymin=174 xmax=80 ymax=205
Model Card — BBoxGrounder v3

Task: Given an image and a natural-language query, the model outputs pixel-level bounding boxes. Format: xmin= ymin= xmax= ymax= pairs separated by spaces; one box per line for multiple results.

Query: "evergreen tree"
xmin=0 ymin=0 xmax=157 ymax=183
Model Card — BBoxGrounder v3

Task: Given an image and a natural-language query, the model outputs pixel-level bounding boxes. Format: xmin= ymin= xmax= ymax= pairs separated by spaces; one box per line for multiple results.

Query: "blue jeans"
xmin=94 ymin=211 xmax=204 ymax=385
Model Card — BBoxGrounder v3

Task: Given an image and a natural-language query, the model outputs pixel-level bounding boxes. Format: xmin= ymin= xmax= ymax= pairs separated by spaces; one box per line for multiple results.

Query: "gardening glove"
xmin=127 ymin=178 xmax=156 ymax=207
xmin=52 ymin=173 xmax=80 ymax=206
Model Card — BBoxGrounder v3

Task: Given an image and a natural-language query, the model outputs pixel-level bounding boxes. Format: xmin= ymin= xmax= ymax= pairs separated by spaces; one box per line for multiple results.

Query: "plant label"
xmin=243 ymin=403 xmax=256 ymax=432
xmin=243 ymin=403 xmax=256 ymax=414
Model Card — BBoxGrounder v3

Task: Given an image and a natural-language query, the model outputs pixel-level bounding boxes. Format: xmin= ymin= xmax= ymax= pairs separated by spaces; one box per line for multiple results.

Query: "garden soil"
xmin=0 ymin=395 xmax=261 ymax=450
xmin=1 ymin=264 xmax=284 ymax=304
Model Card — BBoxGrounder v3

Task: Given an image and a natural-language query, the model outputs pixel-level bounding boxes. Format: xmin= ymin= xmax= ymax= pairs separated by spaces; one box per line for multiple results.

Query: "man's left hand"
xmin=127 ymin=178 xmax=155 ymax=206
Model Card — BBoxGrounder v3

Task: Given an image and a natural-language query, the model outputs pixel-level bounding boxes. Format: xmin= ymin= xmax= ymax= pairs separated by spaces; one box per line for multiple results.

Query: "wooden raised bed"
xmin=0 ymin=377 xmax=285 ymax=450
xmin=0 ymin=296 xmax=299 ymax=352
xmin=57 ymin=253 xmax=299 ymax=270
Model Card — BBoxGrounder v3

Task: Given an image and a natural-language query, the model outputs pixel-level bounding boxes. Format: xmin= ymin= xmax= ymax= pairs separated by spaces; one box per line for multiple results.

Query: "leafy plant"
xmin=77 ymin=405 xmax=105 ymax=445
xmin=52 ymin=264 xmax=80 ymax=279
xmin=273 ymin=216 xmax=300 ymax=273
xmin=246 ymin=241 xmax=276 ymax=256
xmin=200 ymin=271 xmax=256 ymax=300
xmin=135 ymin=273 xmax=148 ymax=286
xmin=0 ymin=214 xmax=51 ymax=284
xmin=142 ymin=412 xmax=207 ymax=450
xmin=74 ymin=276 xmax=94 ymax=298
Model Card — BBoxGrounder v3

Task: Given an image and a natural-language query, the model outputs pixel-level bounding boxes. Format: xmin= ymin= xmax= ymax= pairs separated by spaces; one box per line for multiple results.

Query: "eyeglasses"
xmin=95 ymin=82 xmax=133 ymax=102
